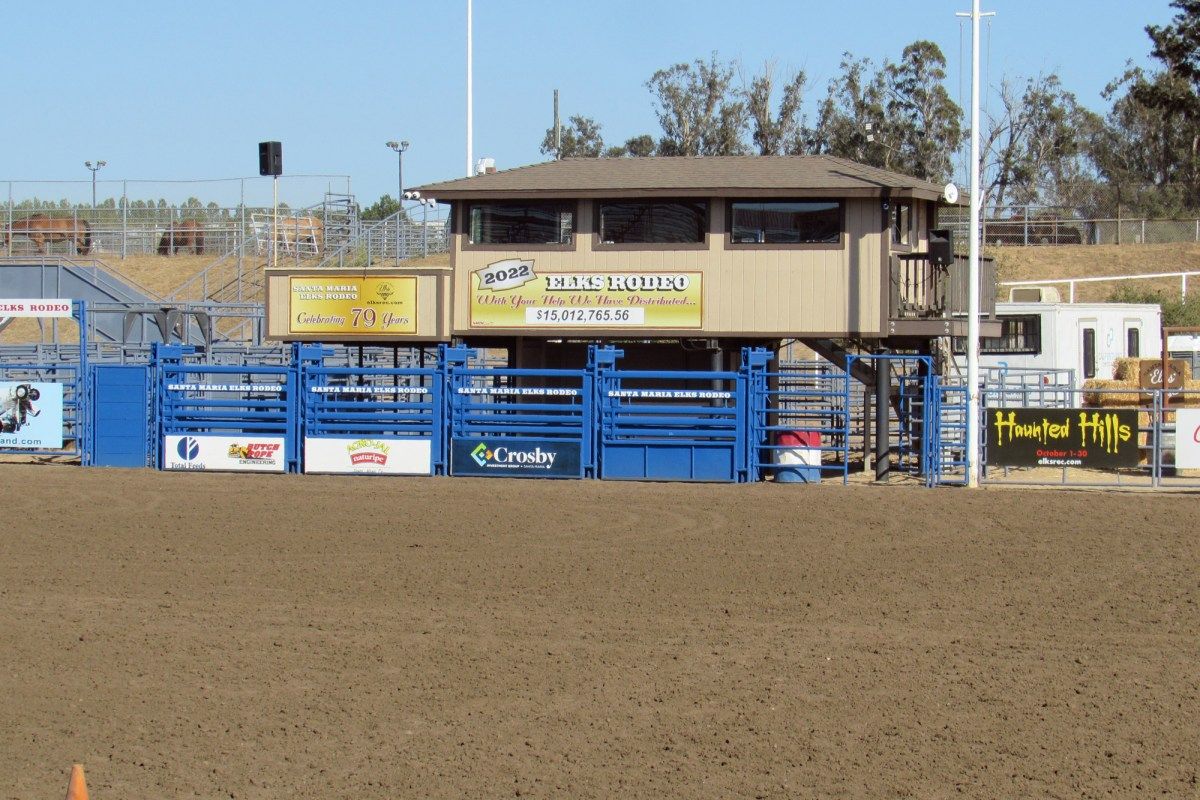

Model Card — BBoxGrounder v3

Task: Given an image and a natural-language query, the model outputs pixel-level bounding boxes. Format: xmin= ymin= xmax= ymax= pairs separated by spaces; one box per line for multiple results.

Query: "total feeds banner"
xmin=163 ymin=435 xmax=286 ymax=472
xmin=987 ymin=407 xmax=1140 ymax=469
xmin=470 ymin=260 xmax=702 ymax=329
xmin=0 ymin=382 xmax=63 ymax=449
xmin=304 ymin=437 xmax=432 ymax=475
xmin=289 ymin=276 xmax=417 ymax=336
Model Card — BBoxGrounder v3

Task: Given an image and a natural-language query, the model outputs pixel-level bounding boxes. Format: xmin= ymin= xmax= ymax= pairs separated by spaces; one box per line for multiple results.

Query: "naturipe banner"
xmin=0 ymin=382 xmax=63 ymax=449
xmin=303 ymin=436 xmax=432 ymax=475
xmin=470 ymin=263 xmax=702 ymax=329
xmin=987 ymin=407 xmax=1139 ymax=469
xmin=288 ymin=276 xmax=417 ymax=335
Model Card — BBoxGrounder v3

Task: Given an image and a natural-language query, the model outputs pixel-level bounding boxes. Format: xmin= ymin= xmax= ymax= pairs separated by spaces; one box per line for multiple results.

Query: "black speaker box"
xmin=928 ymin=228 xmax=954 ymax=267
xmin=258 ymin=141 xmax=282 ymax=176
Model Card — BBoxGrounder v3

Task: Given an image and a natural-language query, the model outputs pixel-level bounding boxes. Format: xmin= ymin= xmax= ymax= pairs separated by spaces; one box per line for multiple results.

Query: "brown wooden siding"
xmin=452 ymin=197 xmax=884 ymax=337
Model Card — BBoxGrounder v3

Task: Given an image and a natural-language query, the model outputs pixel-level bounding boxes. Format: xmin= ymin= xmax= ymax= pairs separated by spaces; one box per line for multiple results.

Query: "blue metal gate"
xmin=748 ymin=354 xmax=852 ymax=483
xmin=445 ymin=346 xmax=593 ymax=478
xmin=156 ymin=345 xmax=299 ymax=473
xmin=300 ymin=346 xmax=444 ymax=476
xmin=89 ymin=364 xmax=150 ymax=467
xmin=598 ymin=348 xmax=753 ymax=482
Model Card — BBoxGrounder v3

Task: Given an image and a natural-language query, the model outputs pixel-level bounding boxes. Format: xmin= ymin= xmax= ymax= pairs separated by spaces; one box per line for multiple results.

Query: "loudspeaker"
xmin=928 ymin=228 xmax=954 ymax=267
xmin=258 ymin=141 xmax=282 ymax=176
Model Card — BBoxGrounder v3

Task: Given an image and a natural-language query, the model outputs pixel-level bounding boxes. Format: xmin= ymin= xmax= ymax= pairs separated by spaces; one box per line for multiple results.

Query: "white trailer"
xmin=952 ymin=300 xmax=1162 ymax=389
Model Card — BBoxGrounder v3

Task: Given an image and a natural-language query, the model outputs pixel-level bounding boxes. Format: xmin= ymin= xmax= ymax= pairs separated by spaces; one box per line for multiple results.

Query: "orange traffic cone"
xmin=65 ymin=764 xmax=88 ymax=800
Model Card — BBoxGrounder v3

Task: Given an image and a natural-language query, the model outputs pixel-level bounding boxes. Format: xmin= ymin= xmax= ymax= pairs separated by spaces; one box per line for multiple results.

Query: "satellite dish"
xmin=943 ymin=183 xmax=960 ymax=204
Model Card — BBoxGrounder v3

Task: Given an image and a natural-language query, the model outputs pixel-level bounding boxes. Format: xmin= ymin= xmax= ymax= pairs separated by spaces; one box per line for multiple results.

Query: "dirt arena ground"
xmin=1 ymin=466 xmax=1196 ymax=799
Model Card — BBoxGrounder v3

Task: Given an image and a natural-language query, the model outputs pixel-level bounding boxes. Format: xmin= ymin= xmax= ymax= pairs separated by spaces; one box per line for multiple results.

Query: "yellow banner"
xmin=470 ymin=264 xmax=702 ymax=329
xmin=288 ymin=276 xmax=417 ymax=335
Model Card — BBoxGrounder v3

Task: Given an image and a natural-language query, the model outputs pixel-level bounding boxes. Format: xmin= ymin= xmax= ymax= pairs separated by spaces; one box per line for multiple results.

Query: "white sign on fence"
xmin=1174 ymin=409 xmax=1200 ymax=469
xmin=303 ymin=437 xmax=431 ymax=475
xmin=163 ymin=435 xmax=286 ymax=472
xmin=0 ymin=300 xmax=73 ymax=317
xmin=0 ymin=382 xmax=63 ymax=449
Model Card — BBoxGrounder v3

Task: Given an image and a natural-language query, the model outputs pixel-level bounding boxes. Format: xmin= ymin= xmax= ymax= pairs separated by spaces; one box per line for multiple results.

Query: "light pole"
xmin=386 ymin=140 xmax=409 ymax=259
xmin=84 ymin=160 xmax=106 ymax=211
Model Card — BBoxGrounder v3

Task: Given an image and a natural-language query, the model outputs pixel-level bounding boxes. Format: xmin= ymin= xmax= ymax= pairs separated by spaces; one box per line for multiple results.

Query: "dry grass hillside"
xmin=988 ymin=243 xmax=1200 ymax=302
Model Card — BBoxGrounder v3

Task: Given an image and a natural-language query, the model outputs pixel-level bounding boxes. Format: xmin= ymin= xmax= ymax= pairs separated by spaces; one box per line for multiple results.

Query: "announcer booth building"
xmin=266 ymin=155 xmax=995 ymax=369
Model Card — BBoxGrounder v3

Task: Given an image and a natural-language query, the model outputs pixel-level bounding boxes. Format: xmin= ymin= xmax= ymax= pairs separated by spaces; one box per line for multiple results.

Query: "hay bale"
xmin=1082 ymin=379 xmax=1142 ymax=406
xmin=1111 ymin=357 xmax=1140 ymax=381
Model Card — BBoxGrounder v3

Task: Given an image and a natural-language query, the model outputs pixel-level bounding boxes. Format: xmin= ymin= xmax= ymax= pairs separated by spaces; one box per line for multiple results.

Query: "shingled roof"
xmin=414 ymin=155 xmax=949 ymax=201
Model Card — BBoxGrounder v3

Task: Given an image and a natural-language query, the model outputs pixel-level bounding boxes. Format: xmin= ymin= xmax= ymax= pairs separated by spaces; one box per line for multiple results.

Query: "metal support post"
xmin=875 ymin=355 xmax=890 ymax=482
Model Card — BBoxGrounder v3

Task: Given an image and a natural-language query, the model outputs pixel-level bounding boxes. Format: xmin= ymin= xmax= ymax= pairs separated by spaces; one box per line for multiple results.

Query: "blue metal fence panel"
xmin=447 ymin=350 xmax=593 ymax=479
xmin=301 ymin=364 xmax=443 ymax=476
xmin=599 ymin=368 xmax=747 ymax=482
xmin=157 ymin=359 xmax=298 ymax=473
xmin=89 ymin=364 xmax=150 ymax=467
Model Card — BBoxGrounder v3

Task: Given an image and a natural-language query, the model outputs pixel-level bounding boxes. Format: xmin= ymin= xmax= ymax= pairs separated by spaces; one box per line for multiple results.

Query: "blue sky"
xmin=0 ymin=1 xmax=1176 ymax=207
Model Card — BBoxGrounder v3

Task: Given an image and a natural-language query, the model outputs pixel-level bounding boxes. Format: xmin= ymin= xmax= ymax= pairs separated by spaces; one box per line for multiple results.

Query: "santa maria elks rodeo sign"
xmin=470 ymin=260 xmax=702 ymax=329
xmin=987 ymin=407 xmax=1139 ymax=468
xmin=288 ymin=276 xmax=417 ymax=336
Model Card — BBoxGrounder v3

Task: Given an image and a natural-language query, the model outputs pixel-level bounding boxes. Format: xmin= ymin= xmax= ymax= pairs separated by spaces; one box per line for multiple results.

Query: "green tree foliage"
xmin=605 ymin=134 xmax=657 ymax=158
xmin=1108 ymin=284 xmax=1200 ymax=326
xmin=814 ymin=43 xmax=963 ymax=181
xmin=882 ymin=41 xmax=962 ymax=181
xmin=980 ymin=74 xmax=1098 ymax=212
xmin=540 ymin=115 xmax=607 ymax=158
xmin=1092 ymin=1 xmax=1200 ymax=212
xmin=646 ymin=53 xmax=748 ymax=156
xmin=1089 ymin=67 xmax=1200 ymax=214
xmin=362 ymin=194 xmax=401 ymax=221
xmin=744 ymin=63 xmax=809 ymax=155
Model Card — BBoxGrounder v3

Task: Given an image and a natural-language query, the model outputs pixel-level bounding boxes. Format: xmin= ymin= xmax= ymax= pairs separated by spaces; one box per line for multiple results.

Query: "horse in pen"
xmin=158 ymin=220 xmax=206 ymax=255
xmin=4 ymin=214 xmax=92 ymax=255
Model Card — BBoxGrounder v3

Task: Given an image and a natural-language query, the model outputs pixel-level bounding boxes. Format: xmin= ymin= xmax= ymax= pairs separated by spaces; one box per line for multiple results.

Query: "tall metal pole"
xmin=397 ymin=147 xmax=403 ymax=260
xmin=272 ymin=175 xmax=279 ymax=269
xmin=958 ymin=1 xmax=993 ymax=488
xmin=466 ymin=0 xmax=473 ymax=177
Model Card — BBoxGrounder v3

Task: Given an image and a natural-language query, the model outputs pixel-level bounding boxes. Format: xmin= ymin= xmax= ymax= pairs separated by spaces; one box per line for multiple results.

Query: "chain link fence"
xmin=2 ymin=175 xmax=351 ymax=257
xmin=939 ymin=198 xmax=1200 ymax=247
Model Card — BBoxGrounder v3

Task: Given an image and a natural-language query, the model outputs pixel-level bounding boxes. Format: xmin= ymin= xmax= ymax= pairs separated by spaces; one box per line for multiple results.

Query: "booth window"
xmin=1082 ymin=328 xmax=1096 ymax=379
xmin=890 ymin=202 xmax=912 ymax=247
xmin=599 ymin=200 xmax=707 ymax=243
xmin=1127 ymin=327 xmax=1140 ymax=357
xmin=952 ymin=314 xmax=1041 ymax=354
xmin=467 ymin=201 xmax=575 ymax=245
xmin=729 ymin=200 xmax=843 ymax=245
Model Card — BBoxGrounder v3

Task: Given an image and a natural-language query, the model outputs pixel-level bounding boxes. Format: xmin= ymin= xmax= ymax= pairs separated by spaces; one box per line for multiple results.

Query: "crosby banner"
xmin=470 ymin=260 xmax=702 ymax=329
xmin=288 ymin=276 xmax=417 ymax=335
xmin=986 ymin=407 xmax=1139 ymax=468
xmin=450 ymin=437 xmax=582 ymax=478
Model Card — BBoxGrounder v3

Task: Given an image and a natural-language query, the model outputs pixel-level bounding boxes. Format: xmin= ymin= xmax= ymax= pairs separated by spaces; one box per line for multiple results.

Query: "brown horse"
xmin=275 ymin=216 xmax=324 ymax=255
xmin=4 ymin=214 xmax=91 ymax=255
xmin=158 ymin=219 xmax=205 ymax=255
